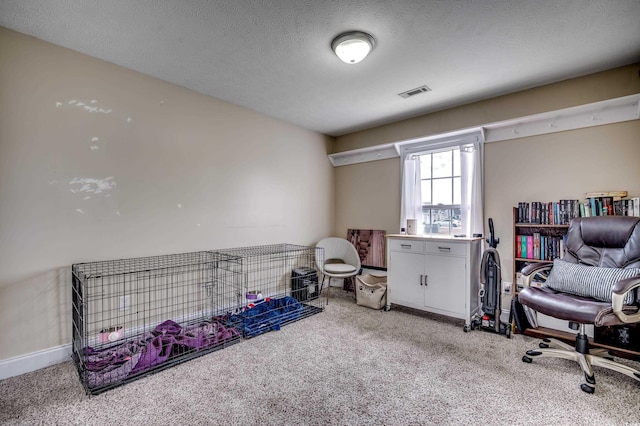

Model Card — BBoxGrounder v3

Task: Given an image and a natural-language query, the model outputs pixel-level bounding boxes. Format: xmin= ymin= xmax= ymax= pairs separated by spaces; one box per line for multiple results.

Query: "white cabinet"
xmin=386 ymin=235 xmax=482 ymax=329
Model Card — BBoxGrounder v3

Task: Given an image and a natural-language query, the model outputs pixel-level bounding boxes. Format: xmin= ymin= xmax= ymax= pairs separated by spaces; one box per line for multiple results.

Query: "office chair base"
xmin=580 ymin=383 xmax=595 ymax=393
xmin=522 ymin=337 xmax=640 ymax=393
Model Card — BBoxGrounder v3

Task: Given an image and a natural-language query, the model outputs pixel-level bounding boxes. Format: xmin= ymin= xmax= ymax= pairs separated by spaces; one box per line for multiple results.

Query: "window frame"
xmin=416 ymin=147 xmax=462 ymax=236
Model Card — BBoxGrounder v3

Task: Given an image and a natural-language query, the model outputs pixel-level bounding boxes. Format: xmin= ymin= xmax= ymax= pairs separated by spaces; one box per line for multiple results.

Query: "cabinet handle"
xmin=419 ymin=274 xmax=423 ymax=285
xmin=438 ymin=246 xmax=451 ymax=252
xmin=401 ymin=244 xmax=412 ymax=249
xmin=424 ymin=274 xmax=428 ymax=286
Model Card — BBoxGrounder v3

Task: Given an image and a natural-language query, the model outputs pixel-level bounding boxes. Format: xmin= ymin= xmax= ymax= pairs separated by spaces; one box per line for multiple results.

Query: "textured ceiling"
xmin=1 ymin=0 xmax=639 ymax=136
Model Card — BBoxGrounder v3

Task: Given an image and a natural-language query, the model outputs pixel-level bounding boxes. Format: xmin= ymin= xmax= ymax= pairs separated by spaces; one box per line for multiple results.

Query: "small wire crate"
xmin=210 ymin=243 xmax=325 ymax=338
xmin=71 ymin=251 xmax=242 ymax=395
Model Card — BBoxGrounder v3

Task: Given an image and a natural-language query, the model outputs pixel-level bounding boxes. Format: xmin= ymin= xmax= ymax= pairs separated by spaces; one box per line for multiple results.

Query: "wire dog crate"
xmin=211 ymin=243 xmax=325 ymax=338
xmin=71 ymin=251 xmax=242 ymax=395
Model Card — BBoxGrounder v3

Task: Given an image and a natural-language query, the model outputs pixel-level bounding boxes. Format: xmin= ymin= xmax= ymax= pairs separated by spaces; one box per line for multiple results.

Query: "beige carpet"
xmin=1 ymin=290 xmax=640 ymax=425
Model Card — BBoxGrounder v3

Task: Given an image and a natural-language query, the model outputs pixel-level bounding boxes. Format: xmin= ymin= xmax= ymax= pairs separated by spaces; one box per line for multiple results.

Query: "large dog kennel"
xmin=72 ymin=244 xmax=324 ymax=394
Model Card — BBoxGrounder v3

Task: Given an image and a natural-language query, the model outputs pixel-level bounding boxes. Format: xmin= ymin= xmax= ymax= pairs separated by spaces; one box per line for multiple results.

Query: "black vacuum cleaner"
xmin=469 ymin=218 xmax=511 ymax=338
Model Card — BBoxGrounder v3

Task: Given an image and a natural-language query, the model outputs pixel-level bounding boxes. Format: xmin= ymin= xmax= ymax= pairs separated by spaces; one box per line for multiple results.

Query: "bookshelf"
xmin=512 ymin=207 xmax=568 ymax=289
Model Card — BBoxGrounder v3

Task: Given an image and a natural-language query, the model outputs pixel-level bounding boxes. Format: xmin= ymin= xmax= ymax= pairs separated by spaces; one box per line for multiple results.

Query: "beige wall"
xmin=334 ymin=64 xmax=640 ymax=279
xmin=335 ymin=64 xmax=640 ymax=152
xmin=335 ymin=158 xmax=400 ymax=239
xmin=0 ymin=27 xmax=334 ymax=360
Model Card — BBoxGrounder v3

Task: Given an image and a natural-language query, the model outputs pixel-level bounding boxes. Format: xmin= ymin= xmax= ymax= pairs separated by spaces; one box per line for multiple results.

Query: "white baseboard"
xmin=0 ymin=344 xmax=72 ymax=380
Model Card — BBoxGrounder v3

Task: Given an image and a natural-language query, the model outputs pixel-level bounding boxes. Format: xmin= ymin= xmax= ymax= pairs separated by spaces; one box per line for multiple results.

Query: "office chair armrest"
xmin=611 ymin=276 xmax=640 ymax=324
xmin=520 ymin=262 xmax=553 ymax=288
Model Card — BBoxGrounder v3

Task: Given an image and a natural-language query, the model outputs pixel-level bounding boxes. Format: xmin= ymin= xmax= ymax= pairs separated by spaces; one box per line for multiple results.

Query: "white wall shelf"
xmin=328 ymin=93 xmax=640 ymax=167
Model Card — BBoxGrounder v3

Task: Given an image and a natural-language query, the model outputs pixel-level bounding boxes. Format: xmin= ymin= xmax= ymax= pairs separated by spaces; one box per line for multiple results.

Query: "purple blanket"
xmin=84 ymin=319 xmax=239 ymax=389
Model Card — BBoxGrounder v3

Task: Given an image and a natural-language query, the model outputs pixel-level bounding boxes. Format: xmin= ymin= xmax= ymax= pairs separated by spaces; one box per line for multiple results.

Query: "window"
xmin=418 ymin=148 xmax=462 ymax=236
xmin=399 ymin=129 xmax=483 ymax=238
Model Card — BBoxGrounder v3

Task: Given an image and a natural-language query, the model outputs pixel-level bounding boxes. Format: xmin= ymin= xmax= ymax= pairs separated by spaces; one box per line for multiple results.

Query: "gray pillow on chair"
xmin=545 ymin=259 xmax=640 ymax=304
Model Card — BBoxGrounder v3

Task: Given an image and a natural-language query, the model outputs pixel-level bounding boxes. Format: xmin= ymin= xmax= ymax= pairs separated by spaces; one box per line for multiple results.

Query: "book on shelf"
xmin=533 ymin=232 xmax=541 ymax=260
xmin=516 ymin=192 xmax=639 ymax=224
xmin=586 ymin=196 xmax=614 ymax=216
xmin=515 ymin=234 xmax=565 ymax=261
xmin=585 ymin=191 xmax=627 ymax=199
xmin=526 ymin=235 xmax=534 ymax=260
xmin=580 ymin=202 xmax=591 ymax=217
xmin=613 ymin=198 xmax=639 ymax=217
xmin=596 ymin=195 xmax=640 ymax=217
xmin=583 ymin=191 xmax=640 ymax=217
xmin=589 ymin=197 xmax=599 ymax=216
xmin=603 ymin=197 xmax=614 ymax=215
xmin=517 ymin=200 xmax=579 ymax=225
xmin=514 ymin=264 xmax=551 ymax=290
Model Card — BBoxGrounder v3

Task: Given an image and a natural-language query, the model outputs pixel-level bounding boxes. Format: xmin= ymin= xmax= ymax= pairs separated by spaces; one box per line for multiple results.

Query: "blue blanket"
xmin=230 ymin=296 xmax=303 ymax=337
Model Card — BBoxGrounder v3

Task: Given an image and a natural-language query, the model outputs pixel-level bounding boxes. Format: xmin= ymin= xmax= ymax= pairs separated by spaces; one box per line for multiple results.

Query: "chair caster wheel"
xmin=522 ymin=356 xmax=532 ymax=363
xmin=539 ymin=342 xmax=549 ymax=349
xmin=580 ymin=383 xmax=595 ymax=394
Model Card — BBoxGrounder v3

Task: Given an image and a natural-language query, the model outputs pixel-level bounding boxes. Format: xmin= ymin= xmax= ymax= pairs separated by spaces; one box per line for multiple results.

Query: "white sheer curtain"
xmin=400 ymin=155 xmax=422 ymax=232
xmin=460 ymin=140 xmax=484 ymax=237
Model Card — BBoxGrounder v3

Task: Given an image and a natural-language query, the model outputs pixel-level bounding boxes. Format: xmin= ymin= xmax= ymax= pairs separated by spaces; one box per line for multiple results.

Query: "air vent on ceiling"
xmin=398 ymin=85 xmax=432 ymax=99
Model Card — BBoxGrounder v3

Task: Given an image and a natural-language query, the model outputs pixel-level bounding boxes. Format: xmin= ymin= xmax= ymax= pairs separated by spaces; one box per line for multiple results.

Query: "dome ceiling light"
xmin=331 ymin=31 xmax=375 ymax=64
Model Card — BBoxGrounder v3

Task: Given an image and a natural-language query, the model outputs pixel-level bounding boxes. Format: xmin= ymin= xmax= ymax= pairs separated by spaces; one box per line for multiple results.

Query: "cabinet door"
xmin=423 ymin=255 xmax=466 ymax=316
xmin=388 ymin=251 xmax=424 ymax=308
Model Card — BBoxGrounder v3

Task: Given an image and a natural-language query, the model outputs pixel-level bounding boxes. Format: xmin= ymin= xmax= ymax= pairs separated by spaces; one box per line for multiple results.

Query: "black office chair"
xmin=519 ymin=216 xmax=640 ymax=393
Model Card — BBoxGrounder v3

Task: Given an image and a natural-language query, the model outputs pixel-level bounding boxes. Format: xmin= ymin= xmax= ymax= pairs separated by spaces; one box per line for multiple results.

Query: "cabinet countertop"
xmin=387 ymin=234 xmax=482 ymax=242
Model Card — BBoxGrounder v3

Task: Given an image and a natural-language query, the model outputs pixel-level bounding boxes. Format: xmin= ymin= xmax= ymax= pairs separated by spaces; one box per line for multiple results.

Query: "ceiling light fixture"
xmin=331 ymin=31 xmax=375 ymax=64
